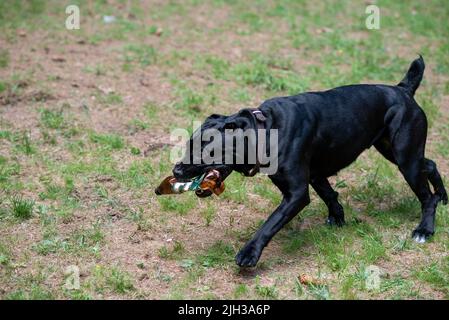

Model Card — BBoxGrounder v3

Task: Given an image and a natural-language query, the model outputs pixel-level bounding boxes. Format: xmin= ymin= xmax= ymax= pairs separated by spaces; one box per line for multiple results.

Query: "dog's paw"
xmin=235 ymin=243 xmax=261 ymax=267
xmin=326 ymin=215 xmax=345 ymax=227
xmin=412 ymin=227 xmax=434 ymax=243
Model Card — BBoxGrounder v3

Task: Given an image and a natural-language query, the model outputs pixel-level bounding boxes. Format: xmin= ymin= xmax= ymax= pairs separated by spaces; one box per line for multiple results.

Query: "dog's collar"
xmin=245 ymin=109 xmax=266 ymax=177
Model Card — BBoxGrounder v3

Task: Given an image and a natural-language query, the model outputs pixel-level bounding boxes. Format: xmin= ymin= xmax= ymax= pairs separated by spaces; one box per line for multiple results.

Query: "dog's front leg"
xmin=236 ymin=187 xmax=310 ymax=267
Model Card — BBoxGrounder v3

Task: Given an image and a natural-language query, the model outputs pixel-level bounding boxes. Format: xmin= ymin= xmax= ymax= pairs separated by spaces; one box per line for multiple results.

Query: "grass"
xmin=40 ymin=108 xmax=65 ymax=129
xmin=174 ymin=86 xmax=206 ymax=115
xmin=14 ymin=131 xmax=35 ymax=155
xmin=255 ymin=276 xmax=278 ymax=299
xmin=89 ymin=133 xmax=125 ymax=150
xmin=95 ymin=91 xmax=123 ymax=105
xmin=4 ymin=268 xmax=54 ymax=300
xmin=32 ymin=219 xmax=104 ymax=256
xmin=200 ymin=204 xmax=216 ymax=226
xmin=233 ymin=283 xmax=249 ymax=298
xmin=158 ymin=195 xmax=197 ymax=215
xmin=0 ymin=156 xmax=20 ymax=188
xmin=143 ymin=102 xmax=158 ymax=120
xmin=196 ymin=240 xmax=235 ymax=268
xmin=253 ymin=182 xmax=282 ymax=206
xmin=308 ymin=284 xmax=331 ymax=300
xmin=158 ymin=241 xmax=185 ymax=260
xmin=128 ymin=118 xmax=149 ymax=134
xmin=414 ymin=257 xmax=449 ymax=297
xmin=6 ymin=285 xmax=54 ymax=300
xmin=88 ymin=265 xmax=135 ymax=295
xmin=0 ymin=0 xmax=46 ymax=29
xmin=0 ymin=49 xmax=9 ymax=68
xmin=83 ymin=64 xmax=107 ymax=76
xmin=106 ymin=268 xmax=135 ymax=294
xmin=0 ymin=243 xmax=11 ymax=266
xmin=122 ymin=44 xmax=158 ymax=70
xmin=9 ymin=195 xmax=35 ymax=220
xmin=231 ymin=55 xmax=308 ymax=94
xmin=1 ymin=0 xmax=449 ymax=300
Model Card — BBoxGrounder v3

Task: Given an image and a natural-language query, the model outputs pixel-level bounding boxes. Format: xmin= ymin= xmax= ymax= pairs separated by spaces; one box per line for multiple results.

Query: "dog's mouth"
xmin=173 ymin=165 xmax=230 ymax=182
xmin=172 ymin=175 xmax=194 ymax=183
xmin=172 ymin=169 xmax=204 ymax=182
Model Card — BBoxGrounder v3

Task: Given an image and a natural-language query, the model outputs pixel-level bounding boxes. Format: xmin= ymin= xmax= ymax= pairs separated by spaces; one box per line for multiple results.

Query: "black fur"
xmin=172 ymin=56 xmax=448 ymax=267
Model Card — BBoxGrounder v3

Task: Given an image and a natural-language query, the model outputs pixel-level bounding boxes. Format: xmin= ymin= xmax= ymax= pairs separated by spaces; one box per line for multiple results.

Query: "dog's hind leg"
xmin=375 ymin=138 xmax=447 ymax=206
xmin=424 ymin=158 xmax=448 ymax=205
xmin=310 ymin=177 xmax=345 ymax=226
xmin=386 ymin=104 xmax=440 ymax=242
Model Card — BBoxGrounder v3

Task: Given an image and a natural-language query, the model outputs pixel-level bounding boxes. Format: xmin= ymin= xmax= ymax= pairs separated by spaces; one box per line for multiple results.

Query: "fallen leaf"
xmin=299 ymin=274 xmax=323 ymax=286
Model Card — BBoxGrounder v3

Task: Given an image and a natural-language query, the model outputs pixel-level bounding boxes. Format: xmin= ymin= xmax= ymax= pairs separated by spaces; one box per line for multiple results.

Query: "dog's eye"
xmin=224 ymin=122 xmax=236 ymax=130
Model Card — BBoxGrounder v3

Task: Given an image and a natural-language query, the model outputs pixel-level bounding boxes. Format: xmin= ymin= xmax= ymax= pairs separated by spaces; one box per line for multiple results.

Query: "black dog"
xmin=170 ymin=56 xmax=448 ymax=267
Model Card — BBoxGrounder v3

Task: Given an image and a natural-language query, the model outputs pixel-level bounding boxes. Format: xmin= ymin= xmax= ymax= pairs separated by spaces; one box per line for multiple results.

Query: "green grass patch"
xmin=89 ymin=133 xmax=124 ymax=150
xmin=128 ymin=118 xmax=149 ymax=134
xmin=9 ymin=195 xmax=34 ymax=220
xmin=254 ymin=276 xmax=278 ymax=299
xmin=96 ymin=91 xmax=123 ymax=105
xmin=253 ymin=181 xmax=281 ymax=206
xmin=4 ymin=268 xmax=54 ymax=300
xmin=40 ymin=108 xmax=65 ymax=129
xmin=0 ymin=156 xmax=20 ymax=188
xmin=0 ymin=49 xmax=9 ymax=68
xmin=221 ymin=172 xmax=248 ymax=204
xmin=200 ymin=204 xmax=216 ymax=226
xmin=158 ymin=195 xmax=196 ymax=215
xmin=196 ymin=240 xmax=235 ymax=268
xmin=0 ymin=0 xmax=46 ymax=29
xmin=231 ymin=54 xmax=308 ymax=94
xmin=14 ymin=131 xmax=35 ymax=155
xmin=117 ymin=159 xmax=154 ymax=189
xmin=158 ymin=241 xmax=185 ymax=260
xmin=143 ymin=102 xmax=159 ymax=120
xmin=6 ymin=285 xmax=53 ymax=300
xmin=414 ymin=257 xmax=449 ymax=297
xmin=0 ymin=243 xmax=11 ymax=266
xmin=233 ymin=283 xmax=249 ymax=298
xmin=88 ymin=265 xmax=135 ymax=295
xmin=106 ymin=267 xmax=135 ymax=294
xmin=123 ymin=44 xmax=157 ymax=69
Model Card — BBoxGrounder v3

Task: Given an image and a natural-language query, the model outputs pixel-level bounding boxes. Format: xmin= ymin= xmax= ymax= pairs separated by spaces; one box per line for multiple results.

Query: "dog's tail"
xmin=397 ymin=55 xmax=425 ymax=96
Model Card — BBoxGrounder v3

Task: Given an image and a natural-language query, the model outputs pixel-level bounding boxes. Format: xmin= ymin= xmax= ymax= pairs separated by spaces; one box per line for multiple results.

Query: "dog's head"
xmin=172 ymin=109 xmax=261 ymax=181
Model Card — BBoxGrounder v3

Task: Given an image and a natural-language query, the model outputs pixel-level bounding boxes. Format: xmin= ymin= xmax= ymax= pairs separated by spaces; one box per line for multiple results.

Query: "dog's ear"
xmin=207 ymin=113 xmax=225 ymax=120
